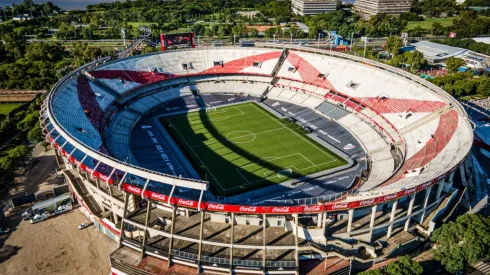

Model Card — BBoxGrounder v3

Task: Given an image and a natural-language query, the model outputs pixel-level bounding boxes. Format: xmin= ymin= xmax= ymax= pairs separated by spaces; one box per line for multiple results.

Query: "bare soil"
xmin=0 ymin=210 xmax=117 ymax=275
xmin=0 ymin=145 xmax=117 ymax=274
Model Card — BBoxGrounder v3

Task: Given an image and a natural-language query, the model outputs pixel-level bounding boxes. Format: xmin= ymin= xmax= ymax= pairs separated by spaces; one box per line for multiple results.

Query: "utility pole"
xmin=121 ymin=28 xmax=126 ymax=47
xmin=364 ymin=37 xmax=368 ymax=58
xmin=290 ymin=33 xmax=293 ymax=45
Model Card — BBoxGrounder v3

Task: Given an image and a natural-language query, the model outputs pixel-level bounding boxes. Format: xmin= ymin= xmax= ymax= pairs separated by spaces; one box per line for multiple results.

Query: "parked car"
xmin=78 ymin=222 xmax=91 ymax=230
xmin=0 ymin=228 xmax=9 ymax=234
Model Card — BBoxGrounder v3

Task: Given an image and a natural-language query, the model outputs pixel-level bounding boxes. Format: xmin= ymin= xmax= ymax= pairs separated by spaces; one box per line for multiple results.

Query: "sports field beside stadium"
xmin=161 ymin=102 xmax=347 ymax=196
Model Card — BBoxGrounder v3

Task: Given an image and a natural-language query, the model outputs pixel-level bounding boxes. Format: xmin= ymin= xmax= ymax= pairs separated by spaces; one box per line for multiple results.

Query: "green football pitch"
xmin=161 ymin=102 xmax=347 ymax=196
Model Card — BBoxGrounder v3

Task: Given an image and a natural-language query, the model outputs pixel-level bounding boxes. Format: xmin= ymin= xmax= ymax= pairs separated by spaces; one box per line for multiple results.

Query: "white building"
xmin=353 ymin=0 xmax=412 ymax=18
xmin=292 ymin=0 xmax=338 ymax=15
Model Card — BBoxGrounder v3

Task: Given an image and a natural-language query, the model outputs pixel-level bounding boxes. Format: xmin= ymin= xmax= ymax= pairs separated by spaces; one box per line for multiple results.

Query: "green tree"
xmin=0 ymin=156 xmax=14 ymax=171
xmin=249 ymin=28 xmax=259 ymax=38
xmin=8 ymin=145 xmax=30 ymax=171
xmin=385 ymin=256 xmax=423 ymax=275
xmin=445 ymin=57 xmax=466 ymax=73
xmin=405 ymin=50 xmax=425 ymax=73
xmin=431 ymin=214 xmax=490 ymax=273
xmin=27 ymin=126 xmax=43 ymax=143
xmin=385 ymin=36 xmax=403 ymax=58
xmin=264 ymin=27 xmax=278 ymax=38
xmin=16 ymin=112 xmax=39 ymax=131
xmin=191 ymin=23 xmax=205 ymax=36
xmin=431 ymin=22 xmax=445 ymax=35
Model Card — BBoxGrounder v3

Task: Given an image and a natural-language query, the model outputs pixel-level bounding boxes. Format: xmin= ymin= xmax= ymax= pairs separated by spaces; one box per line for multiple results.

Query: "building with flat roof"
xmin=353 ymin=0 xmax=412 ymax=17
xmin=411 ymin=41 xmax=490 ymax=68
xmin=411 ymin=41 xmax=467 ymax=63
xmin=292 ymin=0 xmax=338 ymax=15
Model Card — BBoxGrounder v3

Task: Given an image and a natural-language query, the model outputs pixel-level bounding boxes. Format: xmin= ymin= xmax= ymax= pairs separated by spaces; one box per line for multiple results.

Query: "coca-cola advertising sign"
xmin=359 ymin=199 xmax=375 ymax=207
xmin=177 ymin=199 xmax=195 ymax=207
xmin=239 ymin=206 xmax=258 ymax=213
xmin=382 ymin=193 xmax=398 ymax=202
xmin=206 ymin=203 xmax=225 ymax=211
xmin=303 ymin=205 xmax=323 ymax=212
xmin=125 ymin=185 xmax=142 ymax=195
xmin=330 ymin=203 xmax=349 ymax=210
xmin=271 ymin=207 xmax=291 ymax=213
xmin=149 ymin=191 xmax=167 ymax=202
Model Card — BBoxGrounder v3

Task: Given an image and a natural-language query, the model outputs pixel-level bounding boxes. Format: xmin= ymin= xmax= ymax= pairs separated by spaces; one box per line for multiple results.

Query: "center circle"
xmin=226 ymin=130 xmax=256 ymax=144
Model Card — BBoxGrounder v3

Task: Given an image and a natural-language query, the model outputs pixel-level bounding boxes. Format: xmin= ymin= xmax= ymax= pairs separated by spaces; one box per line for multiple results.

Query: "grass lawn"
xmin=406 ymin=17 xmax=455 ymax=30
xmin=128 ymin=22 xmax=154 ymax=27
xmin=0 ymin=102 xmax=24 ymax=115
xmin=161 ymin=102 xmax=347 ymax=196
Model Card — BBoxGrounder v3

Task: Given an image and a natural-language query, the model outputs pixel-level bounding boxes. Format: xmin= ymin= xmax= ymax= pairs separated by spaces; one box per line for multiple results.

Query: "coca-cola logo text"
xmin=207 ymin=203 xmax=225 ymax=210
xmin=360 ymin=199 xmax=375 ymax=206
xmin=177 ymin=199 xmax=195 ymax=207
xmin=331 ymin=203 xmax=349 ymax=210
xmin=150 ymin=192 xmax=167 ymax=201
xmin=271 ymin=207 xmax=290 ymax=213
xmin=239 ymin=206 xmax=257 ymax=212
xmin=303 ymin=205 xmax=322 ymax=212
xmin=126 ymin=185 xmax=142 ymax=194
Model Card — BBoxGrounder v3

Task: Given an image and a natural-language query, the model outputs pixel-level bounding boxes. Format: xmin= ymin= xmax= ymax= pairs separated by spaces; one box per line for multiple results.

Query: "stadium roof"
xmin=411 ymin=41 xmax=467 ymax=63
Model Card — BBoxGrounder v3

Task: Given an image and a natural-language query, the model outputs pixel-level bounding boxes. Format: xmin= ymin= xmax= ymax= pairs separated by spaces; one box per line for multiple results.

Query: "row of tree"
xmin=431 ymin=71 xmax=490 ymax=97
xmin=0 ymin=95 xmax=46 ymax=190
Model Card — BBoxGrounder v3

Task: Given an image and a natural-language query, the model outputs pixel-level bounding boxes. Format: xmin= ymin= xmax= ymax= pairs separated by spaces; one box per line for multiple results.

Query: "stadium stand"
xmin=43 ymin=46 xmax=474 ymax=275
xmin=315 ymin=101 xmax=350 ymax=120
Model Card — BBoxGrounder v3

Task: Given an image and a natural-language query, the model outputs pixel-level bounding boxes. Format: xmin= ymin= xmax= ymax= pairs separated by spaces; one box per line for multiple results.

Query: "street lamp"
xmin=290 ymin=33 xmax=293 ymax=45
xmin=273 ymin=33 xmax=276 ymax=44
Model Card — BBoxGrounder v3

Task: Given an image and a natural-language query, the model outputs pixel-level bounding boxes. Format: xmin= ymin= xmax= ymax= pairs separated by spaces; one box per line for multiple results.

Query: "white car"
xmin=78 ymin=222 xmax=91 ymax=230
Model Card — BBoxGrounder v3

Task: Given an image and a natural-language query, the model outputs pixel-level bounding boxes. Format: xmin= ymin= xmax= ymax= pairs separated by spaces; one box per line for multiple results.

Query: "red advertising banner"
xmin=49 ymin=134 xmax=456 ymax=215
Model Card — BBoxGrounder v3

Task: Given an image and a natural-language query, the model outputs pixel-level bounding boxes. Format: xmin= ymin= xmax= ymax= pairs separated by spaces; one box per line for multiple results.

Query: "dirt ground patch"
xmin=0 ymin=209 xmax=117 ymax=275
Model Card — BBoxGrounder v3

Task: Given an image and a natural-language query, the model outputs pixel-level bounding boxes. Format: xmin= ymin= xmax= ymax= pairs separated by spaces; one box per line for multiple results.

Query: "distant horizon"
xmin=0 ymin=0 xmax=121 ymax=11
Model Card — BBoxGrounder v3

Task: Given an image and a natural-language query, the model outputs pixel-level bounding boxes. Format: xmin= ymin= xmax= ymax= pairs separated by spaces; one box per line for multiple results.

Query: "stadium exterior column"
xmin=140 ymin=199 xmax=152 ymax=259
xmin=230 ymin=213 xmax=235 ymax=274
xmin=108 ymin=185 xmax=114 ymax=198
xmin=322 ymin=212 xmax=328 ymax=241
xmin=113 ymin=213 xmax=119 ymax=224
xmin=294 ymin=214 xmax=299 ymax=274
xmin=197 ymin=211 xmax=205 ymax=273
xmin=367 ymin=205 xmax=376 ymax=242
xmin=346 ymin=209 xmax=354 ymax=237
xmin=386 ymin=200 xmax=398 ymax=238
xmin=317 ymin=213 xmax=323 ymax=228
xmin=420 ymin=186 xmax=432 ymax=223
xmin=459 ymin=165 xmax=467 ymax=186
xmin=436 ymin=180 xmax=444 ymax=200
xmin=167 ymin=205 xmax=176 ymax=268
xmin=448 ymin=170 xmax=455 ymax=187
xmin=118 ymin=191 xmax=130 ymax=247
xmin=404 ymin=194 xmax=415 ymax=232
xmin=262 ymin=213 xmax=266 ymax=273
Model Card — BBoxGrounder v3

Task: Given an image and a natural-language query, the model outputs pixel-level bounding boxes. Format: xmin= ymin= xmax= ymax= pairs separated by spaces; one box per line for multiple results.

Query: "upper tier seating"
xmin=51 ymin=77 xmax=103 ymax=151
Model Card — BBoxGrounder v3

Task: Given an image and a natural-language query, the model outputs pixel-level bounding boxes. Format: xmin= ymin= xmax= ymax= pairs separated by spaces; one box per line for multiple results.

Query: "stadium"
xmin=41 ymin=38 xmax=474 ymax=274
